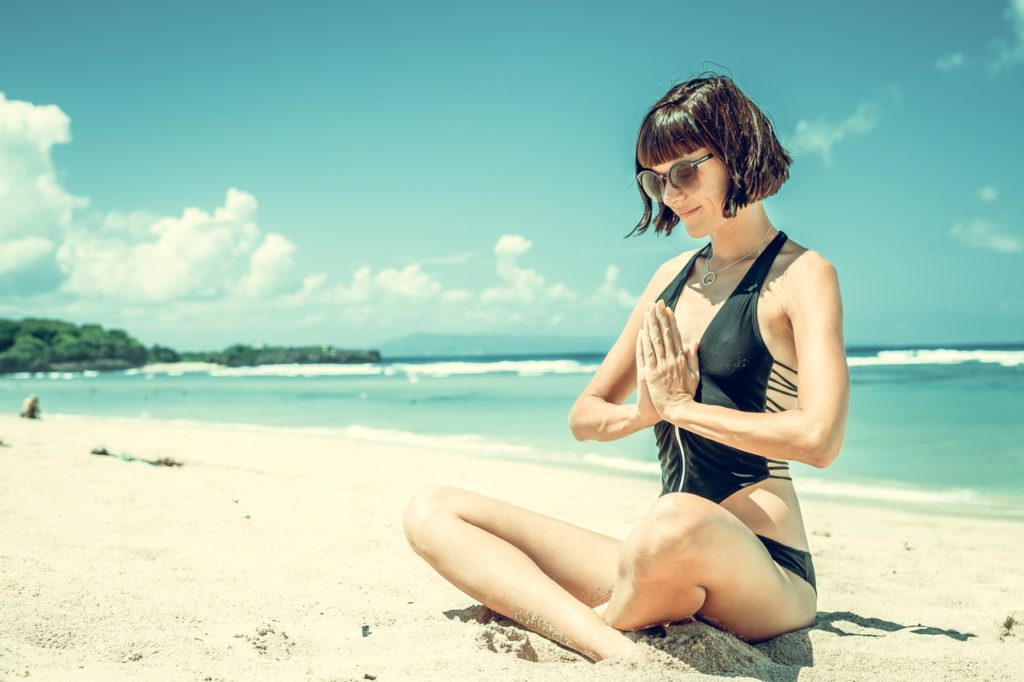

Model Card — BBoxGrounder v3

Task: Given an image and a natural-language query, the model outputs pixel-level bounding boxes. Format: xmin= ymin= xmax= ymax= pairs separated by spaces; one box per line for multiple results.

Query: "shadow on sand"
xmin=444 ymin=605 xmax=975 ymax=681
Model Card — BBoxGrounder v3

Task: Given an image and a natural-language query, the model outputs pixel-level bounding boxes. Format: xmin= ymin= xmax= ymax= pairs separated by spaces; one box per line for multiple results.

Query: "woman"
xmin=403 ymin=74 xmax=850 ymax=662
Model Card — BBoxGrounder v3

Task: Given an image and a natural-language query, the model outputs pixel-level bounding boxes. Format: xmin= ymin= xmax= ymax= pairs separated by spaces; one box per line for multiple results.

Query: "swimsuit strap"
xmin=734 ymin=230 xmax=788 ymax=297
xmin=656 ymin=247 xmax=705 ymax=309
xmin=657 ymin=231 xmax=788 ymax=309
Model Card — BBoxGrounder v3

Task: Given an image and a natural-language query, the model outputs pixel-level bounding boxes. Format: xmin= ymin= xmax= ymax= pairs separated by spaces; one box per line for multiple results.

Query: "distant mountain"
xmin=377 ymin=333 xmax=615 ymax=359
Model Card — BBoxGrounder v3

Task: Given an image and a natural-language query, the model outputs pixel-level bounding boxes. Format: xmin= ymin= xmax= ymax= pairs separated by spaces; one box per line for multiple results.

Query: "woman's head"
xmin=628 ymin=74 xmax=793 ymax=237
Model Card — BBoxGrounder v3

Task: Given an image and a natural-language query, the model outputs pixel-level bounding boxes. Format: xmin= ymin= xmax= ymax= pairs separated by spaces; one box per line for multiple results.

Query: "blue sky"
xmin=1 ymin=0 xmax=1022 ymax=350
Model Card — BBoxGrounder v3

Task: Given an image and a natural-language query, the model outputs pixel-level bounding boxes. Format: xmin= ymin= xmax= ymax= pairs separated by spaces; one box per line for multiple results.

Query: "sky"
xmin=1 ymin=0 xmax=1022 ymax=351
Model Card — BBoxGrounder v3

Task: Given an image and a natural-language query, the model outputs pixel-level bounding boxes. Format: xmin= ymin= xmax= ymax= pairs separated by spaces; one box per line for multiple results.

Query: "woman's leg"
xmin=600 ymin=492 xmax=817 ymax=641
xmin=402 ymin=485 xmax=636 ymax=661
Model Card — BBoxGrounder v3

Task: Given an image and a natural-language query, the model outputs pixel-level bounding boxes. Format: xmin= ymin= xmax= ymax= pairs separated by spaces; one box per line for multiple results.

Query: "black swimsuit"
xmin=653 ymin=230 xmax=816 ymax=592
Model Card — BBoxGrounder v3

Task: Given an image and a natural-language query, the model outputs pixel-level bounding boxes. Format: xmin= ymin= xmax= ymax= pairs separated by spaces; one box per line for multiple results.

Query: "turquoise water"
xmin=3 ymin=346 xmax=1023 ymax=518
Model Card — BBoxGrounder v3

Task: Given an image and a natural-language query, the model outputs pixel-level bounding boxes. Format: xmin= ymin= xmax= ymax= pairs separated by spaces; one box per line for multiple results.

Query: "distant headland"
xmin=0 ymin=318 xmax=380 ymax=375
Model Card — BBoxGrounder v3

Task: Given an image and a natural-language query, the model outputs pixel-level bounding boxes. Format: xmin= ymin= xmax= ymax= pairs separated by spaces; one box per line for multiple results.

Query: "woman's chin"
xmin=678 ymin=220 xmax=702 ymax=237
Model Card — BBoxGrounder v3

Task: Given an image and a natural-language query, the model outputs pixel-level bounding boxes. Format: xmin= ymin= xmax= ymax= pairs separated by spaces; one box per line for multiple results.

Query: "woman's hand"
xmin=638 ymin=299 xmax=700 ymax=417
xmin=632 ymin=332 xmax=663 ymax=428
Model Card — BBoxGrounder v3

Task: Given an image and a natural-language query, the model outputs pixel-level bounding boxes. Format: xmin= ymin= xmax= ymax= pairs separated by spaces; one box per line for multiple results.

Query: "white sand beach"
xmin=1 ymin=413 xmax=1021 ymax=681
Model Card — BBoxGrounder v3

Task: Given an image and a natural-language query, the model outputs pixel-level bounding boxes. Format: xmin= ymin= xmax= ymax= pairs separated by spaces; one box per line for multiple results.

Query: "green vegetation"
xmin=0 ymin=318 xmax=379 ymax=374
xmin=179 ymin=344 xmax=380 ymax=367
xmin=0 ymin=319 xmax=147 ymax=373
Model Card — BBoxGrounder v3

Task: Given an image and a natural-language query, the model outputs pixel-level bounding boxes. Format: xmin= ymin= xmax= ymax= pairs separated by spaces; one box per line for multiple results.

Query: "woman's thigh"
xmin=656 ymin=495 xmax=817 ymax=641
xmin=404 ymin=485 xmax=622 ymax=606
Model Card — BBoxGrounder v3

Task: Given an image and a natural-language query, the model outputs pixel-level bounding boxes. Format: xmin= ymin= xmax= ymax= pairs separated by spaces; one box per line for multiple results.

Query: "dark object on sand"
xmin=90 ymin=446 xmax=183 ymax=467
xmin=20 ymin=394 xmax=40 ymax=419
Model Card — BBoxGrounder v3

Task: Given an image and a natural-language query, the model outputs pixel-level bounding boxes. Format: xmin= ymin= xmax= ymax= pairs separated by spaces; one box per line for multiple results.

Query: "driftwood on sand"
xmin=90 ymin=446 xmax=183 ymax=467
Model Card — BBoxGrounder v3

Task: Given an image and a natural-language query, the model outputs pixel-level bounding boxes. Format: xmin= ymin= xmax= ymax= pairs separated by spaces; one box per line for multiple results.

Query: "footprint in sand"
xmin=999 ymin=611 xmax=1022 ymax=642
xmin=476 ymin=624 xmax=539 ymax=662
xmin=234 ymin=623 xmax=295 ymax=658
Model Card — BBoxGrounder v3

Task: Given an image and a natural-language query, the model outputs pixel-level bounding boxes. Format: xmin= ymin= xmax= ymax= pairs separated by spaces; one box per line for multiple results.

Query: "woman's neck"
xmin=706 ymin=205 xmax=776 ymax=265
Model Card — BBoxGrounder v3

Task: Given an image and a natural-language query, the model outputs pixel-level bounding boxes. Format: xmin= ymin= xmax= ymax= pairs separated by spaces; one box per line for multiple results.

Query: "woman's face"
xmin=647 ymin=147 xmax=730 ymax=237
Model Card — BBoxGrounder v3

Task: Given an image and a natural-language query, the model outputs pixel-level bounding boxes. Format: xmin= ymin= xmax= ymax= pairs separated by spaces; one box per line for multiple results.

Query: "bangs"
xmin=636 ymin=107 xmax=709 ymax=169
xmin=627 ymin=73 xmax=794 ymax=237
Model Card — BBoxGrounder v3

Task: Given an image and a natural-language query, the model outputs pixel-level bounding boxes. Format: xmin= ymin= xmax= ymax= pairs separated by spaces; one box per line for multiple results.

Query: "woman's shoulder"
xmin=777 ymin=236 xmax=840 ymax=299
xmin=648 ymin=246 xmax=705 ymax=290
xmin=660 ymin=245 xmax=707 ymax=275
xmin=779 ymin=236 xmax=837 ymax=279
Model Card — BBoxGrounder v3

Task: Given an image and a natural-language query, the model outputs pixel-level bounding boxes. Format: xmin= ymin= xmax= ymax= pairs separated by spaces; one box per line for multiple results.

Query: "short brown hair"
xmin=628 ymin=73 xmax=793 ymax=237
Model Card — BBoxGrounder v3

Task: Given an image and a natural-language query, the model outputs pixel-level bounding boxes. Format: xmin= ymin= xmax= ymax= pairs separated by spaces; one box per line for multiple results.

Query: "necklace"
xmin=701 ymin=225 xmax=775 ymax=286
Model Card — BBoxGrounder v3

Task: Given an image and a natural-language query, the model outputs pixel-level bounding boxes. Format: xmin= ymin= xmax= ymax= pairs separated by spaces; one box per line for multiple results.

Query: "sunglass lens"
xmin=668 ymin=164 xmax=697 ymax=191
xmin=638 ymin=172 xmax=663 ymax=201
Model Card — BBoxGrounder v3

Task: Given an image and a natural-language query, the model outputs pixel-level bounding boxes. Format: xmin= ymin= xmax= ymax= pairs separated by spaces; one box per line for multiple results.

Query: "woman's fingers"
xmin=655 ymin=300 xmax=679 ymax=357
xmin=646 ymin=302 xmax=670 ymax=364
xmin=644 ymin=305 xmax=663 ymax=365
xmin=635 ymin=331 xmax=646 ymax=382
xmin=640 ymin=326 xmax=656 ymax=369
xmin=664 ymin=305 xmax=685 ymax=355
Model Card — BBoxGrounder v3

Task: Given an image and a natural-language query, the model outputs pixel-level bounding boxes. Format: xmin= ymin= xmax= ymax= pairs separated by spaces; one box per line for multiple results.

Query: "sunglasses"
xmin=636 ymin=153 xmax=714 ymax=202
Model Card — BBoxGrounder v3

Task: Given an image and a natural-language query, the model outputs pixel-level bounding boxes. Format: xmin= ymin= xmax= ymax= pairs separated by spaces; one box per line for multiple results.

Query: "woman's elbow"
xmin=567 ymin=403 xmax=587 ymax=442
xmin=805 ymin=425 xmax=843 ymax=468
xmin=810 ymin=442 xmax=841 ymax=469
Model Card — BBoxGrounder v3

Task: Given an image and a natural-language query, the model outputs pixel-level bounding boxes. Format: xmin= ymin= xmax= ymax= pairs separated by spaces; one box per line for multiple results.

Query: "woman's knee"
xmin=402 ymin=485 xmax=462 ymax=554
xmin=620 ymin=493 xmax=723 ymax=581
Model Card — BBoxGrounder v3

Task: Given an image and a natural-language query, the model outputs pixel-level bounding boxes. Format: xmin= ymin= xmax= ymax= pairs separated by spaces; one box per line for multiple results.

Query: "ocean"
xmin=3 ymin=345 xmax=1023 ymax=520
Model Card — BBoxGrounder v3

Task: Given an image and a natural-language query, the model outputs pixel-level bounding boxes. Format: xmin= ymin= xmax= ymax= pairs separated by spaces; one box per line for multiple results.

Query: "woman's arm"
xmin=655 ymin=252 xmax=850 ymax=468
xmin=568 ymin=257 xmax=689 ymax=442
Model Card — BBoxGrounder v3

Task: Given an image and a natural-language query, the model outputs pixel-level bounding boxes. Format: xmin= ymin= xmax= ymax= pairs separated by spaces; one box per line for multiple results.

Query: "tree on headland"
xmin=0 ymin=319 xmax=146 ymax=373
xmin=0 ymin=318 xmax=380 ymax=374
xmin=180 ymin=343 xmax=380 ymax=367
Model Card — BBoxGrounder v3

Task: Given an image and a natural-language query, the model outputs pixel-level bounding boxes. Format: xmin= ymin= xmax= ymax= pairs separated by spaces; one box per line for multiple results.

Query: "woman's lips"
xmin=681 ymin=206 xmax=700 ymax=217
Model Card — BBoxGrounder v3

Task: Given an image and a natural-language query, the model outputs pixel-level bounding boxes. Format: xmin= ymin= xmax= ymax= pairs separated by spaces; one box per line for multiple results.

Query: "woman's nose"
xmin=662 ymin=180 xmax=685 ymax=202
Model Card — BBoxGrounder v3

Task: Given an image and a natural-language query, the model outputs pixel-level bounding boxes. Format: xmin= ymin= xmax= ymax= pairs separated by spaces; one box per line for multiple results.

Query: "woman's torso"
xmin=653 ymin=230 xmax=811 ymax=551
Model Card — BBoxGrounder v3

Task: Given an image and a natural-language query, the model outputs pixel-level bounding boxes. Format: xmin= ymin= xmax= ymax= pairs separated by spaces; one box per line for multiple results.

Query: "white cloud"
xmin=589 ymin=265 xmax=636 ymax=309
xmin=323 ymin=263 xmax=445 ymax=305
xmin=494 ymin=234 xmax=533 ymax=257
xmin=935 ymin=52 xmax=967 ymax=71
xmin=55 ymin=188 xmax=281 ymax=301
xmin=988 ymin=0 xmax=1024 ymax=73
xmin=979 ymin=186 xmax=999 ymax=202
xmin=1 ymin=91 xmax=311 ymax=306
xmin=337 ymin=265 xmax=374 ymax=304
xmin=0 ymin=89 xmax=610 ymax=340
xmin=441 ymin=289 xmax=471 ymax=304
xmin=237 ymin=233 xmax=298 ymax=298
xmin=375 ymin=263 xmax=442 ymax=299
xmin=481 ymin=233 xmax=576 ymax=304
xmin=0 ymin=236 xmax=55 ymax=275
xmin=0 ymin=235 xmax=55 ymax=274
xmin=400 ymin=252 xmax=473 ymax=265
xmin=0 ymin=91 xmax=88 ymax=248
xmin=784 ymin=85 xmax=898 ymax=165
xmin=949 ymin=218 xmax=1023 ymax=253
xmin=97 ymin=209 xmax=164 ymax=238
xmin=787 ymin=105 xmax=877 ymax=166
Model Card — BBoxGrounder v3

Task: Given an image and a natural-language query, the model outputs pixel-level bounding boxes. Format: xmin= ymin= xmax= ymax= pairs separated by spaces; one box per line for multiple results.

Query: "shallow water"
xmin=4 ymin=345 xmax=1023 ymax=519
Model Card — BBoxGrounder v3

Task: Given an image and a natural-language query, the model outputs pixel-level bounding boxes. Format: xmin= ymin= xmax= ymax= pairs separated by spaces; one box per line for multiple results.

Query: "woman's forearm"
xmin=568 ymin=395 xmax=650 ymax=442
xmin=661 ymin=399 xmax=842 ymax=468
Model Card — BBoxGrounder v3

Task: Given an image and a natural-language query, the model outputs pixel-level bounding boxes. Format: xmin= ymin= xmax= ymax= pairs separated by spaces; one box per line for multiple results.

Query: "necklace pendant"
xmin=702 ymin=271 xmax=716 ymax=286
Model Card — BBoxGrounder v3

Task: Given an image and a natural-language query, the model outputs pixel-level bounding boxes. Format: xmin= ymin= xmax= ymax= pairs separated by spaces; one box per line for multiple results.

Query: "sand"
xmin=0 ymin=413 xmax=1021 ymax=681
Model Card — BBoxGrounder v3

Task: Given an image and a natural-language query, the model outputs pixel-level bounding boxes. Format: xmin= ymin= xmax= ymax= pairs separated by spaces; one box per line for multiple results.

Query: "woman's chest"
xmin=672 ymin=271 xmax=799 ymax=406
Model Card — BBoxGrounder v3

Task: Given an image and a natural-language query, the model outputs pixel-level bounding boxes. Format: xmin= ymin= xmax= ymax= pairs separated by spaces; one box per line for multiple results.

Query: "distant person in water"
xmin=20 ymin=394 xmax=40 ymax=419
xmin=403 ymin=73 xmax=850 ymax=662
